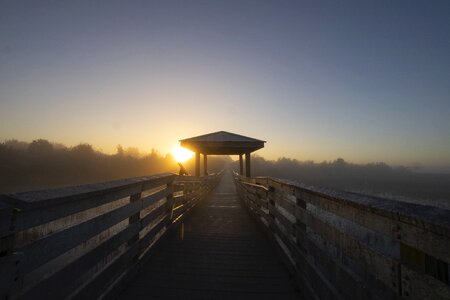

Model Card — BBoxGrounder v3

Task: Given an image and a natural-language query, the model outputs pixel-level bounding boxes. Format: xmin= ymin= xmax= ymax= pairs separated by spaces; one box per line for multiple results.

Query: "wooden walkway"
xmin=118 ymin=171 xmax=300 ymax=299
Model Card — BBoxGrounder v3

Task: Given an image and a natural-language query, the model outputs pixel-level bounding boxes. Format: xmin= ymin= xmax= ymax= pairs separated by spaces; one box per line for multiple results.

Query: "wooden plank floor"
xmin=118 ymin=171 xmax=300 ymax=299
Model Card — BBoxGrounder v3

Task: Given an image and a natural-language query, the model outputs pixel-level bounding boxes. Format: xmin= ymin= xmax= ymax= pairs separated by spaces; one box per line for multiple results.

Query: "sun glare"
xmin=172 ymin=145 xmax=193 ymax=163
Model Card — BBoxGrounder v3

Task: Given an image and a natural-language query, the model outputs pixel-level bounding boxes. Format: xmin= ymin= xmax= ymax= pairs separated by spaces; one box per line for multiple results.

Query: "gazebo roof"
xmin=180 ymin=131 xmax=265 ymax=155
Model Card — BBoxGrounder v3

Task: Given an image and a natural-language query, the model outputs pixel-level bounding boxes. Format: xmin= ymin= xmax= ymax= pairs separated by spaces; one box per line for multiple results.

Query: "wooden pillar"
xmin=127 ymin=192 xmax=142 ymax=246
xmin=195 ymin=152 xmax=200 ymax=177
xmin=166 ymin=179 xmax=174 ymax=221
xmin=245 ymin=152 xmax=251 ymax=177
xmin=239 ymin=154 xmax=244 ymax=175
xmin=203 ymin=154 xmax=208 ymax=176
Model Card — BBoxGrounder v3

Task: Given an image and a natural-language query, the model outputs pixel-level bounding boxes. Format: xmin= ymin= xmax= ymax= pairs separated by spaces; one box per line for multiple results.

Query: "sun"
xmin=172 ymin=145 xmax=194 ymax=163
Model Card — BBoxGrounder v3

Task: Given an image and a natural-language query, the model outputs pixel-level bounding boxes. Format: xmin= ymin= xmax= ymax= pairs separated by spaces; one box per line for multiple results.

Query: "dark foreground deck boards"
xmin=118 ymin=171 xmax=300 ymax=299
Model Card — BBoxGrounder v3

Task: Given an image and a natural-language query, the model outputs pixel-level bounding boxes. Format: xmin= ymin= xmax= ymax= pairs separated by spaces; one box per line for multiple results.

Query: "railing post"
xmin=166 ymin=178 xmax=174 ymax=223
xmin=0 ymin=200 xmax=15 ymax=257
xmin=0 ymin=200 xmax=22 ymax=300
xmin=127 ymin=191 xmax=142 ymax=247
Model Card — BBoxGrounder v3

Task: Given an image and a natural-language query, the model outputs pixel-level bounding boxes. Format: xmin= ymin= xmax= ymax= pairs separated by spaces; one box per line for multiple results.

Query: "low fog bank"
xmin=2 ymin=139 xmax=449 ymax=209
xmin=0 ymin=139 xmax=228 ymax=193
xmin=233 ymin=156 xmax=450 ymax=209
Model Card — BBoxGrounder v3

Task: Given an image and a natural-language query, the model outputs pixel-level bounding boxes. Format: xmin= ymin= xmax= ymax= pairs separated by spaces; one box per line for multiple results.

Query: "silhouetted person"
xmin=178 ymin=163 xmax=189 ymax=176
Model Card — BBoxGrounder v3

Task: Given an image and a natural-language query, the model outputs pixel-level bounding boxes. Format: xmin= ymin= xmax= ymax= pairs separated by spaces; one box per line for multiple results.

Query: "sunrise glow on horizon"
xmin=1 ymin=1 xmax=449 ymax=172
xmin=172 ymin=145 xmax=194 ymax=163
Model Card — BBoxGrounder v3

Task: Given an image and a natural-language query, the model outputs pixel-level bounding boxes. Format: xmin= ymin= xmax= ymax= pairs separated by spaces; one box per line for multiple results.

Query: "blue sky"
xmin=1 ymin=1 xmax=449 ymax=171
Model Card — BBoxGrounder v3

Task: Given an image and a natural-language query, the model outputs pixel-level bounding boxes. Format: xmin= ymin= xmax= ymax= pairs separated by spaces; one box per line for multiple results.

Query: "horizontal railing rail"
xmin=0 ymin=172 xmax=222 ymax=300
xmin=233 ymin=172 xmax=450 ymax=300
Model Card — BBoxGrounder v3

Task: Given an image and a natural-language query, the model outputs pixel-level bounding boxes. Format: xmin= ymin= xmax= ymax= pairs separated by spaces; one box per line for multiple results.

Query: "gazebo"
xmin=179 ymin=131 xmax=265 ymax=177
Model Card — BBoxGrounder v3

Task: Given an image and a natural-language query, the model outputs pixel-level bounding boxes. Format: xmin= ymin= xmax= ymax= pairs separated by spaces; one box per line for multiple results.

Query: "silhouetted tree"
xmin=28 ymin=139 xmax=53 ymax=155
xmin=116 ymin=145 xmax=124 ymax=157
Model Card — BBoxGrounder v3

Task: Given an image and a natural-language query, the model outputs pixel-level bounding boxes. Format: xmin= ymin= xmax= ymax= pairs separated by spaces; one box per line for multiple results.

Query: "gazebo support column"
xmin=195 ymin=152 xmax=200 ymax=177
xmin=203 ymin=154 xmax=208 ymax=176
xmin=239 ymin=154 xmax=244 ymax=175
xmin=245 ymin=152 xmax=251 ymax=177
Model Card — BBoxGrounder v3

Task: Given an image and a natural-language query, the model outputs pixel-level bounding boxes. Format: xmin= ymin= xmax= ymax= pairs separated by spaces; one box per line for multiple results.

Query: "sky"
xmin=1 ymin=1 xmax=449 ymax=171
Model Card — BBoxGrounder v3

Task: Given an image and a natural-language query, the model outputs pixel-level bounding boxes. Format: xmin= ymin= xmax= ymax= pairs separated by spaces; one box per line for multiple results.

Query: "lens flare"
xmin=172 ymin=145 xmax=193 ymax=163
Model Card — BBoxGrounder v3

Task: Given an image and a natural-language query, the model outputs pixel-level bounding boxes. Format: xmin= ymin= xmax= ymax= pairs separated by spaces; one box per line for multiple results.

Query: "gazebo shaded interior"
xmin=180 ymin=131 xmax=265 ymax=177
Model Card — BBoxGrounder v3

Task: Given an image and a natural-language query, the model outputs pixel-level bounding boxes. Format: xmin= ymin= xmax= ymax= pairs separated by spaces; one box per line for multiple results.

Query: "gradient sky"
xmin=1 ymin=1 xmax=449 ymax=171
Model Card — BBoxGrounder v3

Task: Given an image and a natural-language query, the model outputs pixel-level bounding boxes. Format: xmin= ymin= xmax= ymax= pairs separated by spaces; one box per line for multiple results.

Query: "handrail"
xmin=0 ymin=172 xmax=222 ymax=300
xmin=233 ymin=171 xmax=450 ymax=300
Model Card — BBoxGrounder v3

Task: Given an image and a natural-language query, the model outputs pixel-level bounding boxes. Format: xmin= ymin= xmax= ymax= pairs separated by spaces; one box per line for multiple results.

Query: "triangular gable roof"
xmin=179 ymin=131 xmax=265 ymax=155
xmin=179 ymin=131 xmax=265 ymax=143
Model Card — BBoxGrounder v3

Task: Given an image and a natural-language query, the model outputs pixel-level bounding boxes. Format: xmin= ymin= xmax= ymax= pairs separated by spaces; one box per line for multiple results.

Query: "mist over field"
xmin=2 ymin=139 xmax=449 ymax=209
xmin=0 ymin=139 xmax=228 ymax=193
xmin=236 ymin=156 xmax=450 ymax=209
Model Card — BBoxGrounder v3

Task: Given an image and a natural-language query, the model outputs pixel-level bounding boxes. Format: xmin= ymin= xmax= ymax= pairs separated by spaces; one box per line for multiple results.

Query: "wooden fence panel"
xmin=0 ymin=172 xmax=222 ymax=300
xmin=233 ymin=171 xmax=450 ymax=300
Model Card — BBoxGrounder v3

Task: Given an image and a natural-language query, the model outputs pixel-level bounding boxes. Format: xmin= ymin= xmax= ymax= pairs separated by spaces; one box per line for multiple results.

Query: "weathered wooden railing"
xmin=0 ymin=172 xmax=221 ymax=300
xmin=233 ymin=172 xmax=450 ymax=300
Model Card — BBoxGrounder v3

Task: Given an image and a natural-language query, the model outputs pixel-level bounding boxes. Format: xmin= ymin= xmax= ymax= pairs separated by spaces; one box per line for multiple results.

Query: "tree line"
xmin=2 ymin=139 xmax=449 ymax=207
xmin=0 ymin=139 xmax=228 ymax=193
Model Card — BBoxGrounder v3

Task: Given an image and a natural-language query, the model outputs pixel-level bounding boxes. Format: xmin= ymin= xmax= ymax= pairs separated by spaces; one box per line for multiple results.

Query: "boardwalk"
xmin=2 ymin=170 xmax=449 ymax=299
xmin=118 ymin=171 xmax=300 ymax=299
